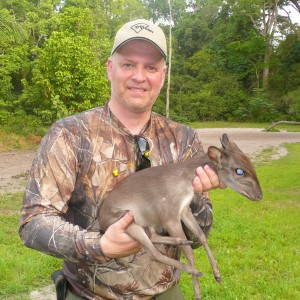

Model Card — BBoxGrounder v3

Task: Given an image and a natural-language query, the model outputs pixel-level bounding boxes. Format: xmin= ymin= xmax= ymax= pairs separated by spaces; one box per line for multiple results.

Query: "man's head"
xmin=111 ymin=19 xmax=167 ymax=60
xmin=107 ymin=20 xmax=167 ymax=116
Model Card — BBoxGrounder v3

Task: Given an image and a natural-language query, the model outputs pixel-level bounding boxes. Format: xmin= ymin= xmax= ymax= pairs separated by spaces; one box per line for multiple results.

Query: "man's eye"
xmin=123 ymin=63 xmax=133 ymax=69
xmin=147 ymin=66 xmax=157 ymax=72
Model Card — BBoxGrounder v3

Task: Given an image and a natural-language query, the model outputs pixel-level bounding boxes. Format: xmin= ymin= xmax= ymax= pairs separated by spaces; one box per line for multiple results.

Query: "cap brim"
xmin=112 ymin=37 xmax=167 ymax=59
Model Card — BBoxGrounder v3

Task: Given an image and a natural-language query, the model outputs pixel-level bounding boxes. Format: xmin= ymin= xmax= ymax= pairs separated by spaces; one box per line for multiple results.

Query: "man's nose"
xmin=132 ymin=66 xmax=146 ymax=81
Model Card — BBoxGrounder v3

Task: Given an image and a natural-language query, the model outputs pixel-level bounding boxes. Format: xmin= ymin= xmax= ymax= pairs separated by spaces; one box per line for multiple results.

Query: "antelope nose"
xmin=255 ymin=192 xmax=263 ymax=201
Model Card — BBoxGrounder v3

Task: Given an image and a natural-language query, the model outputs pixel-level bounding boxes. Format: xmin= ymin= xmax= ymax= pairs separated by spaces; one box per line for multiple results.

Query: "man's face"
xmin=107 ymin=40 xmax=166 ymax=114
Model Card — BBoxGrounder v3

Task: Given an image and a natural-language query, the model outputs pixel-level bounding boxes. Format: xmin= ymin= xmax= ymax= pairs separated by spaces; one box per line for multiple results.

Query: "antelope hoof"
xmin=215 ymin=276 xmax=222 ymax=284
xmin=197 ymin=271 xmax=203 ymax=277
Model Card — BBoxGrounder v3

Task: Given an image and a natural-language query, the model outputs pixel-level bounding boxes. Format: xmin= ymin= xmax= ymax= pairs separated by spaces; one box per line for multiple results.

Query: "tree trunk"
xmin=166 ymin=0 xmax=172 ymax=118
xmin=261 ymin=0 xmax=279 ymax=90
xmin=263 ymin=121 xmax=300 ymax=131
xmin=247 ymin=0 xmax=279 ymax=90
xmin=262 ymin=38 xmax=273 ymax=89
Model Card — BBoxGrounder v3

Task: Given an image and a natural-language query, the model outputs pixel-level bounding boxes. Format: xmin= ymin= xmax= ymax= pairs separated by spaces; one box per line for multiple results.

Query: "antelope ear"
xmin=220 ymin=133 xmax=230 ymax=149
xmin=221 ymin=133 xmax=240 ymax=152
xmin=208 ymin=146 xmax=222 ymax=166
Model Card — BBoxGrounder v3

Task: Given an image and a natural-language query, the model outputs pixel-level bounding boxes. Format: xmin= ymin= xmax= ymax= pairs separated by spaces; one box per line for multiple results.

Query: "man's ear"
xmin=159 ymin=62 xmax=167 ymax=89
xmin=107 ymin=58 xmax=112 ymax=81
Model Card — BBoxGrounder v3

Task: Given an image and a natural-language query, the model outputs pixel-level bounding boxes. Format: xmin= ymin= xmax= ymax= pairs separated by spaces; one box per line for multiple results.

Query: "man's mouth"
xmin=128 ymin=86 xmax=147 ymax=93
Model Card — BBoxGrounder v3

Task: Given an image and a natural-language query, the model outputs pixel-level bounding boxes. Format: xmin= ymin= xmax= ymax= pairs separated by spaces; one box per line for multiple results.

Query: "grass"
xmin=0 ymin=130 xmax=42 ymax=152
xmin=0 ymin=116 xmax=47 ymax=152
xmin=180 ymin=143 xmax=300 ymax=299
xmin=0 ymin=193 xmax=61 ymax=298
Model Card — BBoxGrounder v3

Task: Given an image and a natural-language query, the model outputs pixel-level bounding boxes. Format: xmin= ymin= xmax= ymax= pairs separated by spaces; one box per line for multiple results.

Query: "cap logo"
xmin=131 ymin=23 xmax=154 ymax=34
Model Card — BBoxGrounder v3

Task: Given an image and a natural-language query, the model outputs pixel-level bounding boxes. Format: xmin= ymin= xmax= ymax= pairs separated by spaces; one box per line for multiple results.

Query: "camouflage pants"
xmin=153 ymin=285 xmax=184 ymax=300
xmin=65 ymin=285 xmax=184 ymax=300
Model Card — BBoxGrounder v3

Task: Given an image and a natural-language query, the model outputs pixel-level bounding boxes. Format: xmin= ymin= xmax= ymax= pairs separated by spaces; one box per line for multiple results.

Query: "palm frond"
xmin=0 ymin=12 xmax=27 ymax=43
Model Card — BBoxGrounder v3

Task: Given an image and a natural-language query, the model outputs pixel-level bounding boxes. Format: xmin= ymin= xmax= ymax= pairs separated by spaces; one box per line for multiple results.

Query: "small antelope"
xmin=99 ymin=133 xmax=262 ymax=299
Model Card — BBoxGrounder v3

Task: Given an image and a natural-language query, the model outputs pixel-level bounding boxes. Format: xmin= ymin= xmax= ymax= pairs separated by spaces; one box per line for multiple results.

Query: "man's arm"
xmin=19 ymin=210 xmax=141 ymax=262
xmin=19 ymin=213 xmax=108 ymax=263
xmin=19 ymin=122 xmax=110 ymax=263
xmin=19 ymin=122 xmax=142 ymax=263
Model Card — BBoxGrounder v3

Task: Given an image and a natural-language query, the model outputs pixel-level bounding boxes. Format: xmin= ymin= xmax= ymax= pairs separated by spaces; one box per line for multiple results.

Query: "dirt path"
xmin=198 ymin=128 xmax=300 ymax=160
xmin=1 ymin=128 xmax=300 ymax=195
xmin=1 ymin=128 xmax=300 ymax=299
xmin=0 ymin=149 xmax=36 ymax=194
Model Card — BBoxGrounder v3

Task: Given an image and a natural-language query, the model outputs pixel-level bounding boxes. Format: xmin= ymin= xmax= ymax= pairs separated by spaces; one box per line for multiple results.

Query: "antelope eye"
xmin=236 ymin=168 xmax=245 ymax=175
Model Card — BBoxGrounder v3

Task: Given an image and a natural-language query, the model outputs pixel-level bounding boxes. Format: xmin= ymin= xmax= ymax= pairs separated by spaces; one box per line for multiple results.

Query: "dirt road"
xmin=1 ymin=128 xmax=300 ymax=195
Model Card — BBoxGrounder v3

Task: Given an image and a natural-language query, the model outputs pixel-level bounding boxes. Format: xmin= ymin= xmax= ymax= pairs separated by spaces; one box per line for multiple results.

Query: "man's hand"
xmin=100 ymin=211 xmax=142 ymax=258
xmin=193 ymin=165 xmax=224 ymax=194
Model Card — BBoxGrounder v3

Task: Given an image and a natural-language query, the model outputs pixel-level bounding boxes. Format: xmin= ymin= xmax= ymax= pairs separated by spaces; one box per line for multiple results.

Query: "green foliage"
xmin=33 ymin=32 xmax=107 ymax=96
xmin=0 ymin=0 xmax=299 ymax=125
xmin=0 ymin=9 xmax=27 ymax=43
xmin=142 ymin=0 xmax=187 ymax=25
xmin=269 ymin=35 xmax=300 ymax=118
xmin=233 ymin=89 xmax=279 ymax=122
xmin=0 ymin=109 xmax=47 ymax=150
xmin=281 ymin=88 xmax=300 ymax=120
xmin=0 ymin=41 xmax=30 ymax=100
xmin=52 ymin=7 xmax=94 ymax=35
xmin=226 ymin=34 xmax=266 ymax=87
xmin=0 ymin=109 xmax=10 ymax=124
xmin=22 ymin=7 xmax=110 ymax=124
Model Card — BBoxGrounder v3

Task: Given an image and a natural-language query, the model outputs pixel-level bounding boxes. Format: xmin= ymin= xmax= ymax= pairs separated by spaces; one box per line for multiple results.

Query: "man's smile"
xmin=128 ymin=86 xmax=148 ymax=93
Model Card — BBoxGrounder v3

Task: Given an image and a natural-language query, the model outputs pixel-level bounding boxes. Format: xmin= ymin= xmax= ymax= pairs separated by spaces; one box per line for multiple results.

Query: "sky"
xmin=282 ymin=5 xmax=299 ymax=24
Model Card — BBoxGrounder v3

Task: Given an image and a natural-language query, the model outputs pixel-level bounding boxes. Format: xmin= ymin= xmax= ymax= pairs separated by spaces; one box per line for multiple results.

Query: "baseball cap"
xmin=111 ymin=19 xmax=167 ymax=59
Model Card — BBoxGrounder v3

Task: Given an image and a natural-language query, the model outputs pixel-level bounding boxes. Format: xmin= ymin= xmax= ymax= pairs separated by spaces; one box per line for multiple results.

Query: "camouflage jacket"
xmin=19 ymin=104 xmax=213 ymax=299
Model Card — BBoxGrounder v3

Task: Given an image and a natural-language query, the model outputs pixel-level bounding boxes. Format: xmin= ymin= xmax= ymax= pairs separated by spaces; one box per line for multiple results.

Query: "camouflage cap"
xmin=111 ymin=19 xmax=167 ymax=59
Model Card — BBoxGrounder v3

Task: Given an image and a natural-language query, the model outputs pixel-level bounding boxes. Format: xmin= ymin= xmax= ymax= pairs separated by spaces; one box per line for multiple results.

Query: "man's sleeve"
xmin=184 ymin=192 xmax=213 ymax=248
xmin=19 ymin=122 xmax=110 ymax=264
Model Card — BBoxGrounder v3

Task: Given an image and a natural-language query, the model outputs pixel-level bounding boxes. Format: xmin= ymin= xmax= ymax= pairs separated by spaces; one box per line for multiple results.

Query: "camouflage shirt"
xmin=19 ymin=104 xmax=213 ymax=299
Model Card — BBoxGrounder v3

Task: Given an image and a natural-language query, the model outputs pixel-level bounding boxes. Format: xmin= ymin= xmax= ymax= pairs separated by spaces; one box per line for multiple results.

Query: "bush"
xmin=234 ymin=89 xmax=279 ymax=122
xmin=2 ymin=110 xmax=47 ymax=136
xmin=282 ymin=89 xmax=300 ymax=120
xmin=0 ymin=109 xmax=10 ymax=124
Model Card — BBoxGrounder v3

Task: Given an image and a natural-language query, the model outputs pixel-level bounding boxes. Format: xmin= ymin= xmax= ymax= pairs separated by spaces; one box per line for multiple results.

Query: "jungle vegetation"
xmin=0 ymin=0 xmax=299 ymax=128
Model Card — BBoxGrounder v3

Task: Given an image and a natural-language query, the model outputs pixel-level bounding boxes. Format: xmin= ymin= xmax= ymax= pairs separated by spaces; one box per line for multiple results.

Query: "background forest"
xmin=0 ymin=0 xmax=299 ymax=128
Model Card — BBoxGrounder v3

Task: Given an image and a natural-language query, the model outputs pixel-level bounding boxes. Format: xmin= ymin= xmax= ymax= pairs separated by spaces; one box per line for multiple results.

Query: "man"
xmin=19 ymin=19 xmax=220 ymax=299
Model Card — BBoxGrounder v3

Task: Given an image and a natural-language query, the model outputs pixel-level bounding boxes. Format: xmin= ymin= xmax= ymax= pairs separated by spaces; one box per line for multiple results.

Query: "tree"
xmin=228 ymin=0 xmax=282 ymax=89
xmin=166 ymin=0 xmax=173 ymax=118
xmin=281 ymin=0 xmax=300 ymax=38
xmin=23 ymin=7 xmax=110 ymax=123
xmin=1 ymin=0 xmax=299 ymax=124
xmin=226 ymin=35 xmax=266 ymax=89
xmin=0 ymin=7 xmax=29 ymax=125
xmin=289 ymin=0 xmax=300 ymax=13
xmin=0 ymin=10 xmax=27 ymax=43
xmin=141 ymin=0 xmax=187 ymax=25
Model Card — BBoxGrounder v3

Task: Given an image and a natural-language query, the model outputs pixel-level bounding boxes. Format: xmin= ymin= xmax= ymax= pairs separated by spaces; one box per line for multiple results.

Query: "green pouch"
xmin=51 ymin=269 xmax=68 ymax=300
xmin=154 ymin=285 xmax=184 ymax=300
